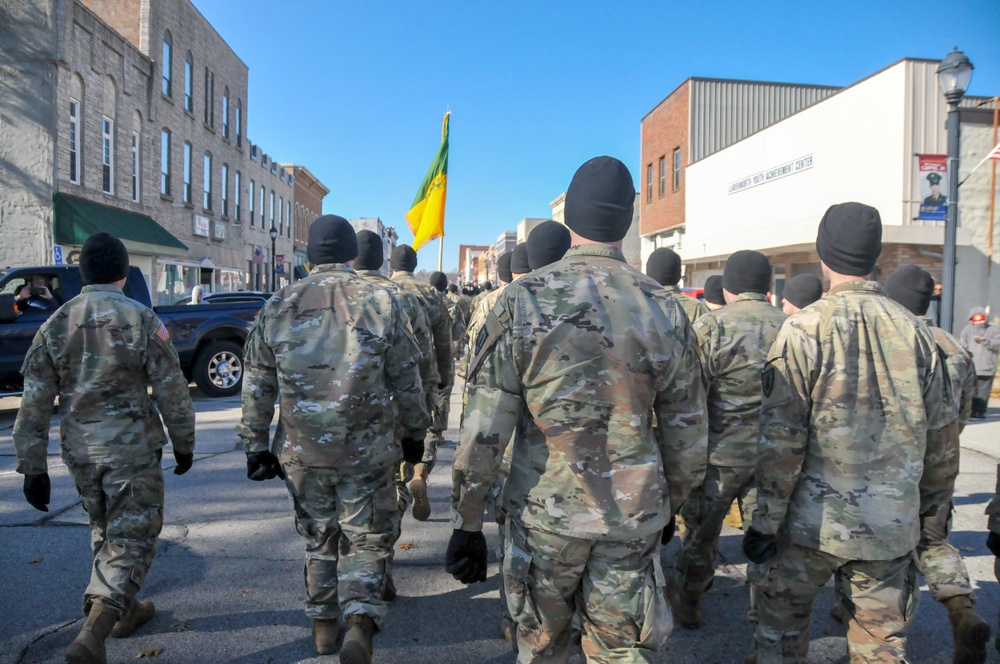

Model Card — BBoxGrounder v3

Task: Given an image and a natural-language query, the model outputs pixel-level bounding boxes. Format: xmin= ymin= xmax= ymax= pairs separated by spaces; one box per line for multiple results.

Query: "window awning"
xmin=53 ymin=193 xmax=188 ymax=254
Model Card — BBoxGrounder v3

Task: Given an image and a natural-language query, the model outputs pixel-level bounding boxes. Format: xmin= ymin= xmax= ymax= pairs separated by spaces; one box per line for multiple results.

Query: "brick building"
xmin=287 ymin=164 xmax=329 ymax=277
xmin=458 ymin=244 xmax=489 ymax=285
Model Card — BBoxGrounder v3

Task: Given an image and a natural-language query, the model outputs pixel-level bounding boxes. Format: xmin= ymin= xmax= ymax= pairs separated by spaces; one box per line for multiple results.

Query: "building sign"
xmin=53 ymin=245 xmax=64 ymax=264
xmin=728 ymin=154 xmax=814 ymax=195
xmin=917 ymin=154 xmax=948 ymax=221
xmin=275 ymin=254 xmax=285 ymax=275
xmin=212 ymin=220 xmax=226 ymax=240
xmin=193 ymin=214 xmax=210 ymax=237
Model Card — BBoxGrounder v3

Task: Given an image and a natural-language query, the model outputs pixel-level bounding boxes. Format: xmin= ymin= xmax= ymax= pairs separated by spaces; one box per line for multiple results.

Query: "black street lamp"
xmin=937 ymin=47 xmax=974 ymax=333
xmin=269 ymin=225 xmax=278 ymax=291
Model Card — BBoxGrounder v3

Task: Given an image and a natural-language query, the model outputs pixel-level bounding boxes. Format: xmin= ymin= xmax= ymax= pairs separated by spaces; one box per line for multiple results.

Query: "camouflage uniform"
xmin=13 ymin=284 xmax=195 ymax=615
xmin=432 ymin=295 xmax=466 ymax=435
xmin=447 ymin=290 xmax=470 ymax=358
xmin=453 ymin=244 xmax=708 ymax=663
xmin=460 ymin=285 xmax=506 ymax=379
xmin=673 ymin=292 xmax=786 ymax=598
xmin=392 ymin=271 xmax=453 ymax=456
xmin=237 ymin=264 xmax=428 ymax=629
xmin=987 ymin=466 xmax=1000 ymax=637
xmin=668 ymin=286 xmax=708 ymax=323
xmin=750 ymin=281 xmax=947 ymax=663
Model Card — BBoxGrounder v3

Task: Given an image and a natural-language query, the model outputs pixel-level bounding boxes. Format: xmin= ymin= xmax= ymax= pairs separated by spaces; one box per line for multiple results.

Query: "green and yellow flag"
xmin=406 ymin=112 xmax=449 ymax=251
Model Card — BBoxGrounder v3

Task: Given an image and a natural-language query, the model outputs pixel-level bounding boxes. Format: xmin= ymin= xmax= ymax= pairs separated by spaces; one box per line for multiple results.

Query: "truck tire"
xmin=193 ymin=340 xmax=244 ymax=398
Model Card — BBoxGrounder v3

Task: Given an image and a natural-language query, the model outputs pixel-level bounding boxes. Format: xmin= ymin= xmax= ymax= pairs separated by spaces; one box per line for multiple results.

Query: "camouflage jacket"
xmin=987 ymin=465 xmax=1000 ymax=534
xmin=445 ymin=295 xmax=467 ymax=354
xmin=752 ymin=281 xmax=948 ymax=560
xmin=692 ymin=292 xmax=786 ymax=468
xmin=236 ymin=264 xmax=429 ymax=470
xmin=460 ymin=286 xmax=505 ymax=377
xmin=447 ymin=291 xmax=472 ymax=323
xmin=926 ymin=321 xmax=975 ymax=430
xmin=669 ymin=286 xmax=708 ymax=323
xmin=453 ymin=244 xmax=708 ymax=540
xmin=14 ymin=285 xmax=195 ymax=474
xmin=392 ymin=271 xmax=453 ymax=385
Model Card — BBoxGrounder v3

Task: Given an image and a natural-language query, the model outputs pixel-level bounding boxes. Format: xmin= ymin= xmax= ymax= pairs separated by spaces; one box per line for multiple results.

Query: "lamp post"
xmin=269 ymin=225 xmax=278 ymax=291
xmin=937 ymin=47 xmax=974 ymax=333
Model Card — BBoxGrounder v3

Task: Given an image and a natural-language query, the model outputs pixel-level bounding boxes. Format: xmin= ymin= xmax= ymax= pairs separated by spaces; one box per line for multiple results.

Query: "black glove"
xmin=23 ymin=473 xmax=51 ymax=513
xmin=742 ymin=527 xmax=779 ymax=564
xmin=246 ymin=451 xmax=286 ymax=481
xmin=401 ymin=437 xmax=425 ymax=465
xmin=173 ymin=452 xmax=194 ymax=475
xmin=438 ymin=382 xmax=449 ymax=390
xmin=661 ymin=515 xmax=676 ymax=545
xmin=445 ymin=529 xmax=488 ymax=584
xmin=987 ymin=531 xmax=1000 ymax=558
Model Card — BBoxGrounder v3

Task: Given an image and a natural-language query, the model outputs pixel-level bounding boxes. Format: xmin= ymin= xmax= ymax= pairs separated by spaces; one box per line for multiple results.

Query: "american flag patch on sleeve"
xmin=156 ymin=324 xmax=170 ymax=342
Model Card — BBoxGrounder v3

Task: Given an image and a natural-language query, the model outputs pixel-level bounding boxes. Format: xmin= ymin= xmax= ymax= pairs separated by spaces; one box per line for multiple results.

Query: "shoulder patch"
xmin=156 ymin=323 xmax=170 ymax=342
xmin=468 ymin=305 xmax=511 ymax=378
xmin=761 ymin=365 xmax=775 ymax=398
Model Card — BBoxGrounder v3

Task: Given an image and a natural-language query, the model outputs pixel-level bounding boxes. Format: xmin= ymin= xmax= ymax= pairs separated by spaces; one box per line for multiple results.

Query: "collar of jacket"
xmin=827 ymin=280 xmax=883 ymax=297
xmin=355 ymin=269 xmax=383 ymax=278
xmin=81 ymin=284 xmax=123 ymax=294
xmin=731 ymin=291 xmax=770 ymax=303
xmin=391 ymin=270 xmax=415 ymax=279
xmin=564 ymin=244 xmax=627 ymax=262
xmin=311 ymin=263 xmax=356 ymax=275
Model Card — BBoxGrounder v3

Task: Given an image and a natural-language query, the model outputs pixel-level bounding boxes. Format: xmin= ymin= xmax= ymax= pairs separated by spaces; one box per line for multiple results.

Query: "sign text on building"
xmin=193 ymin=214 xmax=210 ymax=237
xmin=728 ymin=154 xmax=814 ymax=195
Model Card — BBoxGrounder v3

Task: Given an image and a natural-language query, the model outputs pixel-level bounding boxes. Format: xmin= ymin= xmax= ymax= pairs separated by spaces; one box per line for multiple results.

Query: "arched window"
xmin=222 ymin=87 xmax=229 ymax=139
xmin=101 ymin=76 xmax=117 ymax=195
xmin=131 ymin=110 xmax=142 ymax=202
xmin=203 ymin=67 xmax=210 ymax=124
xmin=184 ymin=51 xmax=193 ymax=111
xmin=68 ymin=73 xmax=84 ymax=184
xmin=160 ymin=129 xmax=171 ymax=196
xmin=235 ymin=101 xmax=242 ymax=148
xmin=161 ymin=31 xmax=172 ymax=96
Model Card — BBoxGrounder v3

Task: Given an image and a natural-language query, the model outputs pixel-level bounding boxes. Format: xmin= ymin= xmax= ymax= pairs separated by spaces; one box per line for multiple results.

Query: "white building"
xmin=349 ymin=218 xmax=397 ymax=277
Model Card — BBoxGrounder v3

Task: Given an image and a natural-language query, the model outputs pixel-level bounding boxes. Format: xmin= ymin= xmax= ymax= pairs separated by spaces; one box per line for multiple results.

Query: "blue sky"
xmin=195 ymin=0 xmax=1000 ymax=272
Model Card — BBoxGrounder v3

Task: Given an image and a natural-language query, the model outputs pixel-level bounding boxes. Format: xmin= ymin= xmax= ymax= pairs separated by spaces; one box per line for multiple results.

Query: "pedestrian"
xmin=353 ymin=229 xmax=434 ymax=601
xmin=390 ymin=244 xmax=453 ymax=521
xmin=779 ymin=274 xmax=823 ymax=315
xmin=526 ymin=220 xmax=572 ymax=271
xmin=668 ymin=250 xmax=786 ymax=629
xmin=13 ymin=232 xmax=196 ymax=664
xmin=703 ymin=275 xmax=725 ymax=310
xmin=882 ymin=264 xmax=989 ymax=662
xmin=959 ymin=307 xmax=1000 ymax=418
xmin=743 ymin=202 xmax=949 ymax=663
xmin=646 ymin=247 xmax=708 ymax=322
xmin=429 ymin=270 xmax=465 ymax=445
xmin=448 ymin=156 xmax=707 ymax=663
xmin=237 ymin=216 xmax=429 ymax=663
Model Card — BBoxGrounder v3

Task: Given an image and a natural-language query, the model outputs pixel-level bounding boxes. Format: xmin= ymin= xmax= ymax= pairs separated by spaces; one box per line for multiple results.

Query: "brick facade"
xmin=640 ymin=80 xmax=688 ymax=237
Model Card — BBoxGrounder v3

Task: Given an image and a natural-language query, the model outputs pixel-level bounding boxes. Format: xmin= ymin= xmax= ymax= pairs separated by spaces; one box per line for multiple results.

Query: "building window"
xmin=235 ymin=103 xmax=242 ymax=148
xmin=249 ymin=179 xmax=255 ymax=227
xmin=658 ymin=157 xmax=666 ymax=197
xmin=287 ymin=201 xmax=292 ymax=238
xmin=131 ymin=131 xmax=140 ymax=202
xmin=673 ymin=148 xmax=681 ymax=190
xmin=259 ymin=186 xmax=265 ymax=226
xmin=183 ymin=142 xmax=192 ymax=204
xmin=269 ymin=190 xmax=275 ymax=230
xmin=203 ymin=67 xmax=210 ymax=124
xmin=160 ymin=129 xmax=171 ymax=196
xmin=184 ymin=51 xmax=193 ymax=112
xmin=101 ymin=117 xmax=114 ymax=194
xmin=69 ymin=99 xmax=81 ymax=184
xmin=203 ymin=152 xmax=212 ymax=210
xmin=161 ymin=31 xmax=172 ymax=96
xmin=222 ymin=89 xmax=229 ymax=139
xmin=209 ymin=73 xmax=215 ymax=128
xmin=221 ymin=163 xmax=229 ymax=217
xmin=278 ymin=195 xmax=284 ymax=234
xmin=234 ymin=171 xmax=242 ymax=222
xmin=646 ymin=163 xmax=652 ymax=202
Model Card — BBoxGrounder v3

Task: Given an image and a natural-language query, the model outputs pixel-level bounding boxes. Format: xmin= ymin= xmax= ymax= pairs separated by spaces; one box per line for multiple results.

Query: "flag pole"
xmin=437 ymin=235 xmax=444 ymax=272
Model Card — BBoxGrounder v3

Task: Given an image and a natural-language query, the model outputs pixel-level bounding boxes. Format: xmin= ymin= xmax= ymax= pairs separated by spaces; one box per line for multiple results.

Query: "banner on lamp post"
xmin=917 ymin=154 xmax=948 ymax=221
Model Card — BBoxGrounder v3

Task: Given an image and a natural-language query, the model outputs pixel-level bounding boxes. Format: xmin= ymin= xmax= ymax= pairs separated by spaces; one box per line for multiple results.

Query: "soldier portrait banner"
xmin=917 ymin=154 xmax=948 ymax=221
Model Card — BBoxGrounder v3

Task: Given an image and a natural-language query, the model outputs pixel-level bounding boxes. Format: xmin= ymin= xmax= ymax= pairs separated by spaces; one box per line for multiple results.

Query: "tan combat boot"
xmin=499 ymin=615 xmax=517 ymax=651
xmin=665 ymin=575 xmax=701 ymax=629
xmin=409 ymin=463 xmax=431 ymax=521
xmin=111 ymin=600 xmax=155 ymax=638
xmin=340 ymin=614 xmax=376 ymax=664
xmin=312 ymin=618 xmax=341 ymax=655
xmin=945 ymin=595 xmax=989 ymax=664
xmin=64 ymin=602 xmax=119 ymax=664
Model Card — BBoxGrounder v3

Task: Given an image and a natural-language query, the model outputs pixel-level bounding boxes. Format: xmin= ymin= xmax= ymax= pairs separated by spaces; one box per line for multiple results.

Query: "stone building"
xmin=243 ymin=142 xmax=294 ymax=290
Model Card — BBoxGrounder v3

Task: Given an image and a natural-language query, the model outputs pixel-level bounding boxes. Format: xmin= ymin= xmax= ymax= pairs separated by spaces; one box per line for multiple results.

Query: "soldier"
xmin=429 ymin=270 xmax=465 ymax=444
xmin=526 ymin=220 xmax=572 ymax=271
xmin=646 ymin=247 xmax=708 ymax=322
xmin=448 ymin=283 xmax=472 ymax=322
xmin=779 ymin=273 xmax=823 ymax=316
xmin=668 ymin=250 xmax=787 ymax=629
xmin=237 ymin=216 xmax=429 ymax=663
xmin=13 ymin=232 xmax=195 ymax=664
xmin=469 ymin=281 xmax=493 ymax=313
xmin=390 ymin=244 xmax=453 ymax=521
xmin=460 ymin=252 xmax=513 ymax=380
xmin=881 ymin=264 xmax=989 ymax=663
xmin=924 ymin=171 xmax=947 ymax=206
xmin=353 ymin=230 xmax=433 ymax=600
xmin=509 ymin=243 xmax=532 ymax=279
xmin=743 ymin=202 xmax=949 ymax=663
xmin=986 ymin=471 xmax=1000 ymax=655
xmin=703 ymin=275 xmax=725 ymax=311
xmin=959 ymin=307 xmax=1000 ymax=418
xmin=447 ymin=156 xmax=707 ymax=662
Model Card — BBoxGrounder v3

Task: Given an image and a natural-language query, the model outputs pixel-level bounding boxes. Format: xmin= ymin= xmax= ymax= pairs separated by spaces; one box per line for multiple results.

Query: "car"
xmin=173 ymin=290 xmax=271 ymax=306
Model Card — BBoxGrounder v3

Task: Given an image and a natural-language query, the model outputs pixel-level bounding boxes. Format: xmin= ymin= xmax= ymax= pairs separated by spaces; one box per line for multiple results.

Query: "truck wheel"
xmin=193 ymin=340 xmax=244 ymax=397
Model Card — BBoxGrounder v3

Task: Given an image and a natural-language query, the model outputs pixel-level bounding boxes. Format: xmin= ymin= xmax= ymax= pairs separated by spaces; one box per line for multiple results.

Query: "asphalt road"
xmin=1 ymin=386 xmax=999 ymax=664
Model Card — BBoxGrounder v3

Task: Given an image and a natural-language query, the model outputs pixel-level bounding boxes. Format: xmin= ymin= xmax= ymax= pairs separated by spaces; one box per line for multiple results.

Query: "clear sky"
xmin=195 ymin=0 xmax=1000 ymax=272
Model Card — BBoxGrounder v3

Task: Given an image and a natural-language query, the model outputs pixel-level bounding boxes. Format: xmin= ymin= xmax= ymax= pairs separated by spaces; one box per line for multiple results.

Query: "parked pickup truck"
xmin=0 ymin=265 xmax=264 ymax=398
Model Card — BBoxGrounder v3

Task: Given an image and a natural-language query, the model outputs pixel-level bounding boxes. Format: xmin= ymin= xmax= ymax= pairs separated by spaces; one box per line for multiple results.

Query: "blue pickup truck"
xmin=0 ymin=265 xmax=264 ymax=398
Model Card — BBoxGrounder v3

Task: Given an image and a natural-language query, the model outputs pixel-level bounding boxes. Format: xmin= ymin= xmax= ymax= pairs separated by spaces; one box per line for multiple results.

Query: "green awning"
xmin=53 ymin=193 xmax=188 ymax=251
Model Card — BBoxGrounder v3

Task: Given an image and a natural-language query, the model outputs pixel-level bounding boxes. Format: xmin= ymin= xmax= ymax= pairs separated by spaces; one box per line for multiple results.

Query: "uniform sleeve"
xmin=451 ymin=306 xmax=523 ymax=533
xmin=958 ymin=350 xmax=976 ymax=432
xmin=385 ymin=297 xmax=430 ymax=438
xmin=431 ymin=299 xmax=453 ymax=383
xmin=752 ymin=321 xmax=813 ymax=536
xmin=922 ymin=336 xmax=949 ymax=432
xmin=654 ymin=316 xmax=709 ymax=515
xmin=235 ymin=312 xmax=279 ymax=454
xmin=987 ymin=464 xmax=1000 ymax=534
xmin=12 ymin=334 xmax=59 ymax=475
xmin=692 ymin=316 xmax=717 ymax=383
xmin=144 ymin=314 xmax=195 ymax=454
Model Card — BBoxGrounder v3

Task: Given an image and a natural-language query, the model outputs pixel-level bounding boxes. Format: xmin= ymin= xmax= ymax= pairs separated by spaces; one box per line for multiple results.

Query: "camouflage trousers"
xmin=69 ymin=454 xmax=164 ymax=615
xmin=503 ymin=517 xmax=672 ymax=663
xmin=430 ymin=380 xmax=453 ymax=437
xmin=283 ymin=463 xmax=396 ymax=630
xmin=750 ymin=542 xmax=918 ymax=663
xmin=674 ymin=464 xmax=755 ymax=597
xmin=387 ymin=461 xmax=414 ymax=568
